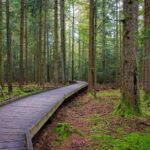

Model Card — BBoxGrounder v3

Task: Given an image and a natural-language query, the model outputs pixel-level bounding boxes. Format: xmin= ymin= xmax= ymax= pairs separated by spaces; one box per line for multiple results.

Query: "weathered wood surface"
xmin=0 ymin=81 xmax=88 ymax=150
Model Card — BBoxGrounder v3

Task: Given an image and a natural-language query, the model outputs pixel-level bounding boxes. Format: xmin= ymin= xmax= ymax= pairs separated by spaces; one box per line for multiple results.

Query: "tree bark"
xmin=115 ymin=0 xmax=119 ymax=86
xmin=38 ymin=1 xmax=43 ymax=86
xmin=60 ymin=0 xmax=66 ymax=84
xmin=25 ymin=0 xmax=28 ymax=85
xmin=6 ymin=0 xmax=13 ymax=92
xmin=19 ymin=0 xmax=25 ymax=89
xmin=144 ymin=0 xmax=150 ymax=95
xmin=78 ymin=35 xmax=81 ymax=80
xmin=102 ymin=0 xmax=106 ymax=83
xmin=72 ymin=3 xmax=75 ymax=82
xmin=0 ymin=0 xmax=3 ymax=88
xmin=54 ymin=0 xmax=59 ymax=86
xmin=88 ymin=0 xmax=96 ymax=92
xmin=116 ymin=0 xmax=141 ymax=116
xmin=47 ymin=24 xmax=50 ymax=83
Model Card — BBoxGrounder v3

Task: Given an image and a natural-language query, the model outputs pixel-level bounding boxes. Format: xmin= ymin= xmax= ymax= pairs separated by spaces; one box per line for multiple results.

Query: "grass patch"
xmin=90 ymin=132 xmax=150 ymax=150
xmin=97 ymin=90 xmax=121 ymax=98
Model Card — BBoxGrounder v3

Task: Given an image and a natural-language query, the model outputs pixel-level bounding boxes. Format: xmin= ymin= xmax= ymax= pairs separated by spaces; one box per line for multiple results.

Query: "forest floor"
xmin=0 ymin=83 xmax=63 ymax=103
xmin=33 ymin=85 xmax=150 ymax=150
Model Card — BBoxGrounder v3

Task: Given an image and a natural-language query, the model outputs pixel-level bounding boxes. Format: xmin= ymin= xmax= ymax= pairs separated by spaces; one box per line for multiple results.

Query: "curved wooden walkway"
xmin=0 ymin=81 xmax=88 ymax=150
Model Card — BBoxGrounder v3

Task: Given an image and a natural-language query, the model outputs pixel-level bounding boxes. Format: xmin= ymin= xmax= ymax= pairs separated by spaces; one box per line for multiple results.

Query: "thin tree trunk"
xmin=47 ymin=24 xmax=50 ymax=82
xmin=0 ymin=0 xmax=3 ymax=88
xmin=6 ymin=0 xmax=13 ymax=92
xmin=25 ymin=0 xmax=28 ymax=85
xmin=78 ymin=35 xmax=81 ymax=79
xmin=19 ymin=0 xmax=25 ymax=89
xmin=69 ymin=28 xmax=72 ymax=81
xmin=102 ymin=0 xmax=106 ymax=83
xmin=115 ymin=0 xmax=119 ymax=86
xmin=60 ymin=0 xmax=66 ymax=84
xmin=88 ymin=0 xmax=96 ymax=92
xmin=38 ymin=1 xmax=43 ymax=86
xmin=72 ymin=3 xmax=75 ymax=82
xmin=119 ymin=0 xmax=123 ymax=90
xmin=42 ymin=0 xmax=47 ymax=88
xmin=54 ymin=0 xmax=59 ymax=86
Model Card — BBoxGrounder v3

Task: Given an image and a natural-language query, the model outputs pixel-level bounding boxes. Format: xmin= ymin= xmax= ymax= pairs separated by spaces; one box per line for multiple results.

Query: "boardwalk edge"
xmin=25 ymin=82 xmax=88 ymax=150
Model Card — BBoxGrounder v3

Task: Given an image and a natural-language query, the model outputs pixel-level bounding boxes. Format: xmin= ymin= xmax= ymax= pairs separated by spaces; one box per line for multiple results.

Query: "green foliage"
xmin=89 ymin=114 xmax=108 ymax=134
xmin=0 ymin=85 xmax=41 ymax=102
xmin=54 ymin=122 xmax=84 ymax=142
xmin=90 ymin=132 xmax=150 ymax=150
xmin=114 ymin=99 xmax=141 ymax=117
xmin=22 ymin=85 xmax=40 ymax=93
xmin=87 ymin=91 xmax=96 ymax=99
xmin=144 ymin=92 xmax=150 ymax=107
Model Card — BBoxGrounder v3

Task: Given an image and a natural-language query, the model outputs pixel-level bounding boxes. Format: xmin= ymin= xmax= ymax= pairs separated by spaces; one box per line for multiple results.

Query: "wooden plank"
xmin=0 ymin=128 xmax=26 ymax=134
xmin=0 ymin=141 xmax=26 ymax=149
xmin=0 ymin=134 xmax=25 ymax=141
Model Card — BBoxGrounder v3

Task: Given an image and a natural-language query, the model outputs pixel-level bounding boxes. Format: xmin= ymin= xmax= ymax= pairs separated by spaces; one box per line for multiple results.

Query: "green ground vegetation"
xmin=0 ymin=84 xmax=41 ymax=102
xmin=87 ymin=90 xmax=150 ymax=150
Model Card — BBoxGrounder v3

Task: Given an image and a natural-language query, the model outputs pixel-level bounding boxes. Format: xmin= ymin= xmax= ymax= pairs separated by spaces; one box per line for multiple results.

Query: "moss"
xmin=87 ymin=91 xmax=94 ymax=98
xmin=87 ymin=91 xmax=96 ymax=98
xmin=144 ymin=92 xmax=150 ymax=107
xmin=97 ymin=90 xmax=120 ymax=98
xmin=90 ymin=132 xmax=150 ymax=150
xmin=54 ymin=122 xmax=84 ymax=142
xmin=114 ymin=99 xmax=141 ymax=117
xmin=0 ymin=84 xmax=41 ymax=103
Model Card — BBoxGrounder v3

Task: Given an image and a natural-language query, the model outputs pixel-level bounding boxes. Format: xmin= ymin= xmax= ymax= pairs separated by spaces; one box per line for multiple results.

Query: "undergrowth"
xmin=90 ymin=132 xmax=150 ymax=150
xmin=54 ymin=122 xmax=84 ymax=142
xmin=0 ymin=85 xmax=41 ymax=102
xmin=88 ymin=90 xmax=150 ymax=149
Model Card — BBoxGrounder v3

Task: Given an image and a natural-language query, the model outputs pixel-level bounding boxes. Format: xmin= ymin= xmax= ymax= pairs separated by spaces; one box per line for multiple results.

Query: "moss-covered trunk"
xmin=116 ymin=0 xmax=141 ymax=116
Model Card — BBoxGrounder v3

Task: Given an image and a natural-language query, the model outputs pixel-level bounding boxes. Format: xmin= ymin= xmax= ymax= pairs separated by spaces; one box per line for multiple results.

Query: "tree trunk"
xmin=38 ymin=1 xmax=43 ymax=86
xmin=6 ymin=0 xmax=13 ymax=92
xmin=47 ymin=24 xmax=50 ymax=83
xmin=102 ymin=0 xmax=106 ymax=83
xmin=60 ymin=0 xmax=66 ymax=84
xmin=54 ymin=0 xmax=59 ymax=86
xmin=42 ymin=0 xmax=47 ymax=88
xmin=19 ymin=0 xmax=25 ymax=89
xmin=0 ymin=0 xmax=3 ymax=88
xmin=72 ymin=3 xmax=75 ymax=82
xmin=78 ymin=35 xmax=81 ymax=80
xmin=68 ymin=28 xmax=72 ymax=81
xmin=119 ymin=0 xmax=123 ymax=90
xmin=88 ymin=0 xmax=96 ymax=92
xmin=116 ymin=0 xmax=141 ymax=116
xmin=144 ymin=0 xmax=150 ymax=97
xmin=25 ymin=0 xmax=28 ymax=85
xmin=115 ymin=0 xmax=119 ymax=86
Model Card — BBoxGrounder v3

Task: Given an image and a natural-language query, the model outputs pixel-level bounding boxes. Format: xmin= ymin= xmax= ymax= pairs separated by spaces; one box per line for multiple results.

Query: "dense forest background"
xmin=0 ymin=0 xmax=150 ymax=115
xmin=0 ymin=0 xmax=139 ymax=88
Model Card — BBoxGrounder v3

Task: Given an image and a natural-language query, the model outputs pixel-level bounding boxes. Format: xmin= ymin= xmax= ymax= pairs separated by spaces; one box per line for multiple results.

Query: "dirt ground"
xmin=33 ymin=86 xmax=150 ymax=150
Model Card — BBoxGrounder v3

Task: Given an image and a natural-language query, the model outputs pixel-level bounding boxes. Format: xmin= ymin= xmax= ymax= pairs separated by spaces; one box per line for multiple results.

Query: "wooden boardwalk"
xmin=0 ymin=81 xmax=88 ymax=150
